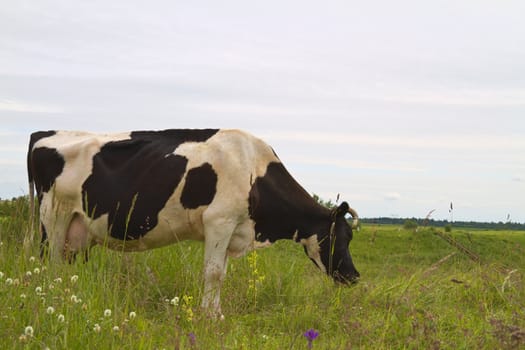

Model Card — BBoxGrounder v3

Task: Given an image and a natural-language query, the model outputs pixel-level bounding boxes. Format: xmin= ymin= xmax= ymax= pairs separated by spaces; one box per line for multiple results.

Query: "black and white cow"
xmin=27 ymin=129 xmax=359 ymax=317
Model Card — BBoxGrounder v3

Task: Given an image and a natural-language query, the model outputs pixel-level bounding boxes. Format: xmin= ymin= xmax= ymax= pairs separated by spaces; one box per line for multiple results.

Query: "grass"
xmin=1 ymin=199 xmax=524 ymax=349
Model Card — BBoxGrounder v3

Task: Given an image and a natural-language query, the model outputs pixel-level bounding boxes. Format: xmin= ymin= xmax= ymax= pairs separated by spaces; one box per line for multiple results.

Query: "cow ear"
xmin=335 ymin=202 xmax=349 ymax=217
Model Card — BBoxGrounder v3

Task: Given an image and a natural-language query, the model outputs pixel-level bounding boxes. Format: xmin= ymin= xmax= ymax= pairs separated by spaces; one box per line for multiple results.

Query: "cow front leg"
xmin=201 ymin=233 xmax=230 ymax=320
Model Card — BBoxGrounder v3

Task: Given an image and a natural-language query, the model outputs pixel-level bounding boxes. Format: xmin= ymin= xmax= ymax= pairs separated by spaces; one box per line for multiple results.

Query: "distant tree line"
xmin=311 ymin=194 xmax=525 ymax=231
xmin=360 ymin=217 xmax=525 ymax=231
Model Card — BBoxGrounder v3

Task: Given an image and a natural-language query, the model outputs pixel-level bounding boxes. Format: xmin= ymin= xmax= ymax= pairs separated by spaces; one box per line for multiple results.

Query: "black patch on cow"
xmin=30 ymin=147 xmax=65 ymax=201
xmin=248 ymin=162 xmax=329 ymax=243
xmin=82 ymin=129 xmax=219 ymax=240
xmin=181 ymin=163 xmax=217 ymax=209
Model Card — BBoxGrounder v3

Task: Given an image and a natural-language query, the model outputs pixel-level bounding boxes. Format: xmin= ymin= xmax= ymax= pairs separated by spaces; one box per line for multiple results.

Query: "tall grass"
xmin=0 ymin=199 xmax=524 ymax=349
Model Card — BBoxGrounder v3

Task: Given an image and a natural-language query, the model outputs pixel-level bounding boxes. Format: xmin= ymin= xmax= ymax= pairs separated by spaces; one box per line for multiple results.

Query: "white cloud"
xmin=0 ymin=99 xmax=64 ymax=113
xmin=384 ymin=192 xmax=401 ymax=201
xmin=262 ymin=130 xmax=525 ymax=151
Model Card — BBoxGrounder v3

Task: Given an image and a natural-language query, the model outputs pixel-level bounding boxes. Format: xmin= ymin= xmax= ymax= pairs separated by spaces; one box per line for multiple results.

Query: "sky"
xmin=1 ymin=0 xmax=524 ymax=222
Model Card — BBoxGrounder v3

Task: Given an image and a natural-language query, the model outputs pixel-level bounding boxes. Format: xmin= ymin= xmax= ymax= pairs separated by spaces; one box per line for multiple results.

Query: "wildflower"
xmin=46 ymin=306 xmax=55 ymax=315
xmin=13 ymin=278 xmax=20 ymax=286
xmin=24 ymin=326 xmax=34 ymax=337
xmin=19 ymin=334 xmax=27 ymax=342
xmin=112 ymin=325 xmax=120 ymax=332
xmin=0 ymin=271 xmax=4 ymax=279
xmin=170 ymin=297 xmax=180 ymax=306
xmin=129 ymin=311 xmax=137 ymax=320
xmin=188 ymin=332 xmax=197 ymax=347
xmin=35 ymin=286 xmax=43 ymax=294
xmin=182 ymin=296 xmax=194 ymax=322
xmin=104 ymin=309 xmax=112 ymax=317
xmin=49 ymin=284 xmax=54 ymax=290
xmin=182 ymin=295 xmax=193 ymax=305
xmin=29 ymin=256 xmax=36 ymax=263
xmin=6 ymin=278 xmax=13 ymax=285
xmin=54 ymin=277 xmax=63 ymax=283
xmin=93 ymin=323 xmax=101 ymax=333
xmin=26 ymin=271 xmax=32 ymax=277
xmin=33 ymin=267 xmax=41 ymax=275
xmin=20 ymin=293 xmax=26 ymax=299
xmin=70 ymin=295 xmax=81 ymax=303
xmin=70 ymin=275 xmax=79 ymax=283
xmin=57 ymin=314 xmax=65 ymax=323
xmin=304 ymin=328 xmax=319 ymax=349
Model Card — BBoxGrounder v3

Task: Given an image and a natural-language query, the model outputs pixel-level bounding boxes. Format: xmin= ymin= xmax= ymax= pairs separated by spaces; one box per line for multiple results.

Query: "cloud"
xmin=261 ymin=130 xmax=525 ymax=152
xmin=384 ymin=192 xmax=401 ymax=201
xmin=284 ymin=155 xmax=425 ymax=173
xmin=0 ymin=99 xmax=64 ymax=113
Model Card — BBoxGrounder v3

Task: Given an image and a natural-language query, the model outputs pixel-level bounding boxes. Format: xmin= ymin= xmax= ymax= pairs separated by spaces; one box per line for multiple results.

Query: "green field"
xmin=1 ymin=199 xmax=524 ymax=349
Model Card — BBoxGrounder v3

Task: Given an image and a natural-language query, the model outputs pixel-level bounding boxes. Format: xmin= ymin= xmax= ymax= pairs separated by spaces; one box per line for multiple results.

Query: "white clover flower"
xmin=46 ymin=306 xmax=55 ymax=315
xmin=33 ymin=267 xmax=41 ymax=275
xmin=54 ymin=277 xmax=63 ymax=283
xmin=20 ymin=293 xmax=26 ymax=299
xmin=29 ymin=256 xmax=36 ymax=263
xmin=70 ymin=275 xmax=79 ymax=283
xmin=26 ymin=271 xmax=32 ymax=277
xmin=170 ymin=297 xmax=179 ymax=306
xmin=5 ymin=278 xmax=13 ymax=285
xmin=70 ymin=295 xmax=80 ymax=303
xmin=112 ymin=325 xmax=120 ymax=332
xmin=35 ymin=286 xmax=42 ymax=294
xmin=104 ymin=309 xmax=112 ymax=317
xmin=49 ymin=284 xmax=54 ymax=290
xmin=93 ymin=323 xmax=101 ymax=333
xmin=13 ymin=278 xmax=20 ymax=286
xmin=129 ymin=311 xmax=137 ymax=320
xmin=57 ymin=314 xmax=65 ymax=323
xmin=0 ymin=271 xmax=4 ymax=279
xmin=24 ymin=326 xmax=34 ymax=337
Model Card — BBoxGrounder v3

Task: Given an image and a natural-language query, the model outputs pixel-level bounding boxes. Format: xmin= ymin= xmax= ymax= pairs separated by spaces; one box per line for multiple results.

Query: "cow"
xmin=26 ymin=129 xmax=359 ymax=318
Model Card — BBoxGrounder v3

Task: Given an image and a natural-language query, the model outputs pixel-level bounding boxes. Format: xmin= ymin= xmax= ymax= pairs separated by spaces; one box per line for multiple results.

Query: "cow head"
xmin=319 ymin=202 xmax=360 ymax=284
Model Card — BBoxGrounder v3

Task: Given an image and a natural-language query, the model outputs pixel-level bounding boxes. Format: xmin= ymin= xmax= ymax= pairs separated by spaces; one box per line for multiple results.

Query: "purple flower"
xmin=188 ymin=332 xmax=196 ymax=347
xmin=304 ymin=328 xmax=319 ymax=348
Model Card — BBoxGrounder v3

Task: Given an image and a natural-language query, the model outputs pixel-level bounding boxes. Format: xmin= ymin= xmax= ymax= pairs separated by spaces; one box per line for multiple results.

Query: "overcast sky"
xmin=1 ymin=1 xmax=524 ymax=222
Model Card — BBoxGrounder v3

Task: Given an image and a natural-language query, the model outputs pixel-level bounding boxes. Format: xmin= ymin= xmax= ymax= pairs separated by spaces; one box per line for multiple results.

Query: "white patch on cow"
xmin=300 ymin=234 xmax=326 ymax=273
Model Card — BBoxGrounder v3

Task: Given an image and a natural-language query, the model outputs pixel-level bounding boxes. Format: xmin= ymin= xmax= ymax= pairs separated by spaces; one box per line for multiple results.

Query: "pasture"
xmin=1 ymin=198 xmax=524 ymax=349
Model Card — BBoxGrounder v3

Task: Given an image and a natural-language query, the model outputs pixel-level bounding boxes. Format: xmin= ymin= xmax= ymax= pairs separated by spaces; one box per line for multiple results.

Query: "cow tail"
xmin=24 ymin=135 xmax=36 ymax=254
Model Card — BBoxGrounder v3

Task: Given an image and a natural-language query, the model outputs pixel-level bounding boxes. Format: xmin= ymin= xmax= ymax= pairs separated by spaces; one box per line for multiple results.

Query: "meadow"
xmin=1 ymin=198 xmax=524 ymax=349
